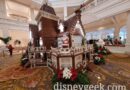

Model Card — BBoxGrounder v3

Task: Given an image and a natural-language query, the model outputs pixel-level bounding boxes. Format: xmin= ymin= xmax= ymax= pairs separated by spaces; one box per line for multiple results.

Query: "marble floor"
xmin=0 ymin=54 xmax=130 ymax=90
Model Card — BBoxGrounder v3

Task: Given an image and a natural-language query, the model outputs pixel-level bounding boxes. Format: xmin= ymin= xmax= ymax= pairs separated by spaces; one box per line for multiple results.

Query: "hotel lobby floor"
xmin=0 ymin=54 xmax=130 ymax=90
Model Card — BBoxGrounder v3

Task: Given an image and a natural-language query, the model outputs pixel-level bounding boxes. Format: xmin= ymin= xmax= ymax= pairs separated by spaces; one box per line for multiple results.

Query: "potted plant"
xmin=0 ymin=36 xmax=12 ymax=45
xmin=0 ymin=36 xmax=12 ymax=56
xmin=93 ymin=54 xmax=105 ymax=65
xmin=98 ymin=46 xmax=111 ymax=55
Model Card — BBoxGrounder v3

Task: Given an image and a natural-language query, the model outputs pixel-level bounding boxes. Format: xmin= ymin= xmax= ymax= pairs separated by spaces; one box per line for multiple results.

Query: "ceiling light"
xmin=32 ymin=0 xmax=43 ymax=4
xmin=84 ymin=0 xmax=88 ymax=3
xmin=98 ymin=27 xmax=105 ymax=30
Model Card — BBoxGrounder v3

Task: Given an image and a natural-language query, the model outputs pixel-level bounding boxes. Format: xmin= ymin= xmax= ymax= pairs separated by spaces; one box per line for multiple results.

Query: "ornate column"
xmin=126 ymin=11 xmax=130 ymax=54
xmin=0 ymin=0 xmax=7 ymax=18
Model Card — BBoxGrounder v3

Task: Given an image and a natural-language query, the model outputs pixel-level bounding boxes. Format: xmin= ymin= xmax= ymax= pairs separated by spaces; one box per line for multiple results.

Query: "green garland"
xmin=52 ymin=72 xmax=90 ymax=89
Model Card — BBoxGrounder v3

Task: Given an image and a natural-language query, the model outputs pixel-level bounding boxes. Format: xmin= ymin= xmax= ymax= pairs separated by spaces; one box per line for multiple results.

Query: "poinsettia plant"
xmin=98 ymin=46 xmax=111 ymax=55
xmin=57 ymin=68 xmax=78 ymax=81
xmin=93 ymin=54 xmax=105 ymax=65
xmin=93 ymin=43 xmax=111 ymax=55
xmin=52 ymin=67 xmax=90 ymax=89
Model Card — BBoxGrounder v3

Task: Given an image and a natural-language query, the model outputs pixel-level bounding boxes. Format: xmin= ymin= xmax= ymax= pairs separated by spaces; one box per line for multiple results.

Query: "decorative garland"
xmin=52 ymin=68 xmax=90 ymax=89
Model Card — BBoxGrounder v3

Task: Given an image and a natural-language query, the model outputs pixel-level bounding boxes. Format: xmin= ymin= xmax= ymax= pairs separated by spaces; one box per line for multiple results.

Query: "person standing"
xmin=7 ymin=44 xmax=14 ymax=56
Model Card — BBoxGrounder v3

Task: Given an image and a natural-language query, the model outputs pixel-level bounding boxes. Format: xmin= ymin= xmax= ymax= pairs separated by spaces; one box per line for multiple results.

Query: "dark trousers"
xmin=9 ymin=50 xmax=13 ymax=56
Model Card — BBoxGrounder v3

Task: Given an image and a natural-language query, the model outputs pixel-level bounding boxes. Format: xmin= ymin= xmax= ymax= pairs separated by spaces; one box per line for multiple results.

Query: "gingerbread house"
xmin=35 ymin=4 xmax=59 ymax=50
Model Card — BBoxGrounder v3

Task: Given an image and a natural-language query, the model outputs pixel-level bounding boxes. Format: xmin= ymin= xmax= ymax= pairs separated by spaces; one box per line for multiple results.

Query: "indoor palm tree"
xmin=0 ymin=36 xmax=12 ymax=45
xmin=0 ymin=36 xmax=12 ymax=56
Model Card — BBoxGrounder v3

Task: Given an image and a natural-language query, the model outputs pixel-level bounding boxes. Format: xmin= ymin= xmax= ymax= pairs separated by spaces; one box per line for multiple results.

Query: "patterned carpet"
xmin=0 ymin=67 xmax=53 ymax=90
xmin=0 ymin=54 xmax=130 ymax=90
xmin=88 ymin=64 xmax=130 ymax=89
xmin=87 ymin=56 xmax=130 ymax=90
xmin=0 ymin=54 xmax=21 ymax=69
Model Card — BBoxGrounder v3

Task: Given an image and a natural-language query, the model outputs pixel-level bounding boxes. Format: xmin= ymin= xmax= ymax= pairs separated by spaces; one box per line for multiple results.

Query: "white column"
xmin=126 ymin=11 xmax=130 ymax=54
xmin=2 ymin=29 xmax=9 ymax=38
xmin=0 ymin=27 xmax=9 ymax=38
xmin=114 ymin=27 xmax=120 ymax=39
xmin=99 ymin=30 xmax=104 ymax=39
xmin=0 ymin=0 xmax=7 ymax=18
xmin=64 ymin=7 xmax=68 ymax=20
xmin=94 ymin=0 xmax=98 ymax=6
xmin=30 ymin=8 xmax=36 ymax=24
xmin=111 ymin=16 xmax=121 ymax=39
xmin=64 ymin=0 xmax=68 ymax=20
xmin=91 ymin=33 xmax=93 ymax=39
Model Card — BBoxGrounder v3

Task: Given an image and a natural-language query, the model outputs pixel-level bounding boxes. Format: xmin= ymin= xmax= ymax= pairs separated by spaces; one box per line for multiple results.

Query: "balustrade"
xmin=82 ymin=0 xmax=110 ymax=11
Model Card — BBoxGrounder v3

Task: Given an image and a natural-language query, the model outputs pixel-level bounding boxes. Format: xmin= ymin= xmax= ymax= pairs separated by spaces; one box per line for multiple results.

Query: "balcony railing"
xmin=81 ymin=0 xmax=111 ymax=12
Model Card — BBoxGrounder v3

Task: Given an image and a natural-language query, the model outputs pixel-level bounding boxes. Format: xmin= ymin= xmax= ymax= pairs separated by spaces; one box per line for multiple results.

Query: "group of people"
xmin=105 ymin=36 xmax=126 ymax=46
xmin=87 ymin=36 xmax=126 ymax=46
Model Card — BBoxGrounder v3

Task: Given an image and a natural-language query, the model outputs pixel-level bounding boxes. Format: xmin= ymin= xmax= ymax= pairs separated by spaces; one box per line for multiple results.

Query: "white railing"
xmin=65 ymin=13 xmax=76 ymax=21
xmin=0 ymin=18 xmax=28 ymax=26
xmin=81 ymin=0 xmax=110 ymax=11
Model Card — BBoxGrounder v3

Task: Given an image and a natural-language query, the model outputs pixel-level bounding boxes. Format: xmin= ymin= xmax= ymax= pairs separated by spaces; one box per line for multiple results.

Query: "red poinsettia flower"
xmin=99 ymin=48 xmax=103 ymax=51
xmin=71 ymin=68 xmax=78 ymax=81
xmin=57 ymin=69 xmax=63 ymax=80
xmin=98 ymin=54 xmax=103 ymax=58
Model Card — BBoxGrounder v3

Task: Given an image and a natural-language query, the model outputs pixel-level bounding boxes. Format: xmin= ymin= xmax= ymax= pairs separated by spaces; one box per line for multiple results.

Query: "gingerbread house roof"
xmin=64 ymin=10 xmax=85 ymax=35
xmin=40 ymin=4 xmax=56 ymax=15
xmin=64 ymin=15 xmax=78 ymax=31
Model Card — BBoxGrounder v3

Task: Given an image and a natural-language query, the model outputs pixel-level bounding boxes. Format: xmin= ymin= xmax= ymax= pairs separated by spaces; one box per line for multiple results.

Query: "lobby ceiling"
xmin=84 ymin=12 xmax=128 ymax=32
xmin=11 ymin=0 xmax=85 ymax=7
xmin=9 ymin=0 xmax=84 ymax=19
